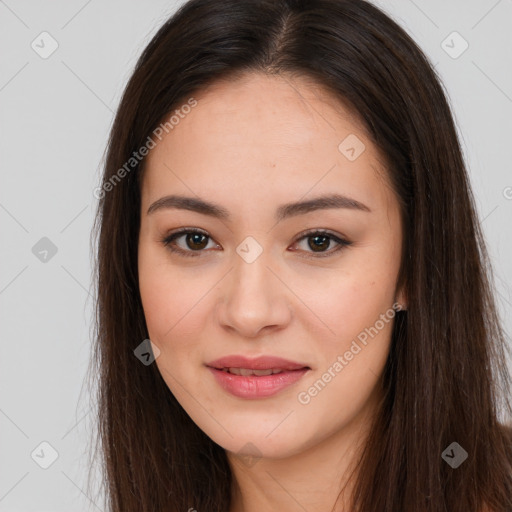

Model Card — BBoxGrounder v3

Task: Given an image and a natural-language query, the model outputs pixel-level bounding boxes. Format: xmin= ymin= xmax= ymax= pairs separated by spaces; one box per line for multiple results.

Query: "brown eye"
xmin=291 ymin=230 xmax=352 ymax=259
xmin=184 ymin=232 xmax=209 ymax=250
xmin=161 ymin=229 xmax=216 ymax=257
xmin=307 ymin=233 xmax=331 ymax=252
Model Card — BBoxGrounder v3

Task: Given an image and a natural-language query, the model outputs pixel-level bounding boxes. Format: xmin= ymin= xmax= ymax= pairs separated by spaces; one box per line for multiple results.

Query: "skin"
xmin=138 ymin=72 xmax=406 ymax=512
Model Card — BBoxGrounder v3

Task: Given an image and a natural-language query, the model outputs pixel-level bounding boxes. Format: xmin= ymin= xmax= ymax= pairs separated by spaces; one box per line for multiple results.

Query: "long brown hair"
xmin=88 ymin=1 xmax=512 ymax=510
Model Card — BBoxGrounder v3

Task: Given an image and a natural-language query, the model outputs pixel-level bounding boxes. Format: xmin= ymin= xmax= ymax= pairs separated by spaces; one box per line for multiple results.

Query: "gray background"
xmin=1 ymin=0 xmax=511 ymax=510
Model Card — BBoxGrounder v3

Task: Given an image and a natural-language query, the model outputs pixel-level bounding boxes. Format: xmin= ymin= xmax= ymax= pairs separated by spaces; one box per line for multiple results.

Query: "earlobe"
xmin=395 ymin=288 xmax=407 ymax=312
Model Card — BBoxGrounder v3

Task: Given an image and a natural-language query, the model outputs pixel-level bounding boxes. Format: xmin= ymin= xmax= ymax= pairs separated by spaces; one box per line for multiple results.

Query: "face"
xmin=138 ymin=72 xmax=406 ymax=460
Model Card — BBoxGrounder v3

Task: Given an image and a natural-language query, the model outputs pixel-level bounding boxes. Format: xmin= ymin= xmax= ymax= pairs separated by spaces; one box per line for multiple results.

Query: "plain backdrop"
xmin=1 ymin=0 xmax=511 ymax=510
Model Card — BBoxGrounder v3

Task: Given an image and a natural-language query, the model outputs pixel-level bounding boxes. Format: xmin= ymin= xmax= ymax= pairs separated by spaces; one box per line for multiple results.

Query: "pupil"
xmin=187 ymin=233 xmax=207 ymax=250
xmin=309 ymin=235 xmax=329 ymax=252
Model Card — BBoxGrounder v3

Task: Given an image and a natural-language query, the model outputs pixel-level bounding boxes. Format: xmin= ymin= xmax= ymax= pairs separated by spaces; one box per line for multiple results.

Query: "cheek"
xmin=294 ymin=277 xmax=396 ymax=434
xmin=138 ymin=248 xmax=215 ymax=363
xmin=138 ymin=246 xmax=187 ymax=343
xmin=294 ymin=258 xmax=398 ymax=351
xmin=138 ymin=265 xmax=208 ymax=404
xmin=140 ymin=277 xmax=201 ymax=344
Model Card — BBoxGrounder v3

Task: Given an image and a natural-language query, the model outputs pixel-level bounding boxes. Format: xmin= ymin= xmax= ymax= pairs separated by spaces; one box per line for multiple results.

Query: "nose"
xmin=216 ymin=250 xmax=292 ymax=338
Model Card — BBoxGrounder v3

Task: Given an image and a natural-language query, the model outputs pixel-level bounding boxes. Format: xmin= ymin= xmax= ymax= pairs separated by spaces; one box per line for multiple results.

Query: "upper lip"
xmin=206 ymin=355 xmax=310 ymax=371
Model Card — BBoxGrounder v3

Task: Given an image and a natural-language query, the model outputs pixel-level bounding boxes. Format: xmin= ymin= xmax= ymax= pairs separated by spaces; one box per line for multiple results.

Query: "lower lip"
xmin=207 ymin=367 xmax=309 ymax=399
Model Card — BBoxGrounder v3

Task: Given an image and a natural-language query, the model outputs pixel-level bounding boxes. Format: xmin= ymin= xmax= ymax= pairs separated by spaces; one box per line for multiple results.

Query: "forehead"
xmin=142 ymin=72 xmax=393 ymax=213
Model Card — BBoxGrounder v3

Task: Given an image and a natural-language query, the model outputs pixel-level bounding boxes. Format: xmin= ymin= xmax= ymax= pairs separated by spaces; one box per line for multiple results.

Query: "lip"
xmin=205 ymin=355 xmax=310 ymax=399
xmin=206 ymin=355 xmax=309 ymax=371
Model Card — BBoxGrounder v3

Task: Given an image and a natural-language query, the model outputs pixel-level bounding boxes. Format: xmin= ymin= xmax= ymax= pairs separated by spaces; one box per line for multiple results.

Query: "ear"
xmin=394 ymin=285 xmax=407 ymax=311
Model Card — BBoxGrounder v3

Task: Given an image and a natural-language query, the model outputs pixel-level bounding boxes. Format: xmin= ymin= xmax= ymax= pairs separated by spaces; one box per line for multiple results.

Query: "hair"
xmin=87 ymin=0 xmax=512 ymax=511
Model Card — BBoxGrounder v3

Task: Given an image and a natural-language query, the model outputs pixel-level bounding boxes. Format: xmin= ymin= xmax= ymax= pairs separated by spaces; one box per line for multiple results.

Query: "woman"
xmin=89 ymin=0 xmax=512 ymax=510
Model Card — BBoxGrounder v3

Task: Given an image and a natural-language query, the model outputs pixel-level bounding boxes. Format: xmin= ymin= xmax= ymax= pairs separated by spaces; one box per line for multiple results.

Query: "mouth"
xmin=214 ymin=367 xmax=297 ymax=376
xmin=206 ymin=354 xmax=310 ymax=372
xmin=205 ymin=355 xmax=311 ymax=399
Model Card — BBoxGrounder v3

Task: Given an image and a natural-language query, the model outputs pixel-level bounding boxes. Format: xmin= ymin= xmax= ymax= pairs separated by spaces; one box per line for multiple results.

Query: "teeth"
xmin=221 ymin=367 xmax=284 ymax=376
xmin=240 ymin=368 xmax=259 ymax=376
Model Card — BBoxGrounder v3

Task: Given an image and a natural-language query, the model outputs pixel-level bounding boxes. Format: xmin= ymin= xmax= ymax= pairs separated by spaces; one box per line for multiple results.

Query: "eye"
xmin=161 ymin=228 xmax=218 ymax=258
xmin=160 ymin=228 xmax=352 ymax=259
xmin=290 ymin=229 xmax=352 ymax=259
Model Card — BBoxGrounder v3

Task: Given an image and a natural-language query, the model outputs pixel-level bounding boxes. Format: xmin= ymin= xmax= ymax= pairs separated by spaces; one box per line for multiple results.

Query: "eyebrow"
xmin=146 ymin=193 xmax=371 ymax=221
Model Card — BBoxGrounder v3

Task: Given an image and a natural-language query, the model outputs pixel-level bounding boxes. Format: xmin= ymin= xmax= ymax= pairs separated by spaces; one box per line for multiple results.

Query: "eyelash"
xmin=160 ymin=228 xmax=352 ymax=260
